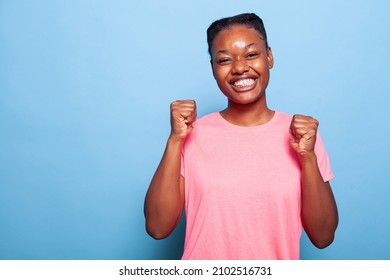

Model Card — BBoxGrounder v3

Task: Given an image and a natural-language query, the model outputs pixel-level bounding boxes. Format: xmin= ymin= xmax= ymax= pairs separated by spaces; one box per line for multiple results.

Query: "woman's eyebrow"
xmin=217 ymin=43 xmax=257 ymax=54
xmin=217 ymin=49 xmax=230 ymax=54
xmin=245 ymin=43 xmax=256 ymax=49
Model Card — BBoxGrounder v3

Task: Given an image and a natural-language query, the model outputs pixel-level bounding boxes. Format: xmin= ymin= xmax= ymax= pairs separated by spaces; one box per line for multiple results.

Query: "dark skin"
xmin=144 ymin=24 xmax=338 ymax=248
xmin=144 ymin=101 xmax=191 ymax=239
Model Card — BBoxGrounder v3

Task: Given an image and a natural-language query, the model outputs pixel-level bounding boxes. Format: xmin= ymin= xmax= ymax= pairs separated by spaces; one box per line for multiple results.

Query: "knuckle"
xmin=170 ymin=100 xmax=179 ymax=108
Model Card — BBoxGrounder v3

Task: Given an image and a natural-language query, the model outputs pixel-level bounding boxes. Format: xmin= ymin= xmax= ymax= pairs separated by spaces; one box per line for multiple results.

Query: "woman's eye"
xmin=246 ymin=53 xmax=259 ymax=59
xmin=217 ymin=58 xmax=231 ymax=65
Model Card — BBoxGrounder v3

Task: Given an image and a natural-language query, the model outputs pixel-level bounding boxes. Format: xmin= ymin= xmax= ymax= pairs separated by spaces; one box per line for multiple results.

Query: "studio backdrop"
xmin=0 ymin=0 xmax=389 ymax=259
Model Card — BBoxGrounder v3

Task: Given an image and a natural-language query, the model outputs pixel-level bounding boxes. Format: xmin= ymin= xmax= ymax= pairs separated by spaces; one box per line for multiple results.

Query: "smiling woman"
xmin=210 ymin=24 xmax=274 ymax=125
xmin=144 ymin=13 xmax=338 ymax=260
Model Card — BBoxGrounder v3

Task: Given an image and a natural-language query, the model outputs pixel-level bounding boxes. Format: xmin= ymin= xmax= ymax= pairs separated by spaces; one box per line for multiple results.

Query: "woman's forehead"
xmin=212 ymin=26 xmax=266 ymax=50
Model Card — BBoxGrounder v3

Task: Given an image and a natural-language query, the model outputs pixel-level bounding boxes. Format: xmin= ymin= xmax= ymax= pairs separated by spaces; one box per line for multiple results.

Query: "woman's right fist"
xmin=170 ymin=100 xmax=197 ymax=140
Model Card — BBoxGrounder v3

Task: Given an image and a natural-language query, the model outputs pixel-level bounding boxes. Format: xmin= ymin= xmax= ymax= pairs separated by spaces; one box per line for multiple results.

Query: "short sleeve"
xmin=180 ymin=148 xmax=185 ymax=177
xmin=314 ymin=132 xmax=334 ymax=182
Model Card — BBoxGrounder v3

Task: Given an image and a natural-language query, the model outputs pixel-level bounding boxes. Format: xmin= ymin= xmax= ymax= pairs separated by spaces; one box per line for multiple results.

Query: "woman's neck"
xmin=220 ymin=100 xmax=274 ymax=127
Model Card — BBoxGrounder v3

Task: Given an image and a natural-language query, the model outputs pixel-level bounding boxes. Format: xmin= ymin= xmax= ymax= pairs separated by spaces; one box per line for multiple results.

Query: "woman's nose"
xmin=231 ymin=59 xmax=249 ymax=74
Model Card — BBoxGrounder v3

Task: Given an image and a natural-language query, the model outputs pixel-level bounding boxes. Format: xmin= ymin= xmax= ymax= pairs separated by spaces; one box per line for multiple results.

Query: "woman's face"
xmin=210 ymin=25 xmax=274 ymax=106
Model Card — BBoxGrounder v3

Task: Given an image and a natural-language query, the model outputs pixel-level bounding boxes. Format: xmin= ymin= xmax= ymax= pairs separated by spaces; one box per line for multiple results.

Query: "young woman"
xmin=144 ymin=13 xmax=338 ymax=260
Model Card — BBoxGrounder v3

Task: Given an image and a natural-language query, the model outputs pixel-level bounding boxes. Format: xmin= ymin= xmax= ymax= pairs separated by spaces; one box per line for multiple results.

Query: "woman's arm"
xmin=290 ymin=114 xmax=338 ymax=248
xmin=144 ymin=100 xmax=196 ymax=239
xmin=300 ymin=154 xmax=338 ymax=248
xmin=144 ymin=137 xmax=185 ymax=239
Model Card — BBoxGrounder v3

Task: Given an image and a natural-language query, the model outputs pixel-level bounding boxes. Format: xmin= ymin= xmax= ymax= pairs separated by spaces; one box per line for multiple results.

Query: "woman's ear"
xmin=267 ymin=47 xmax=274 ymax=69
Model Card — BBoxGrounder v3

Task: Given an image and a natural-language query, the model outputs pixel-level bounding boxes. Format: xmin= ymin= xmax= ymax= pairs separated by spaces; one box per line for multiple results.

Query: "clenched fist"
xmin=289 ymin=114 xmax=319 ymax=157
xmin=170 ymin=100 xmax=197 ymax=140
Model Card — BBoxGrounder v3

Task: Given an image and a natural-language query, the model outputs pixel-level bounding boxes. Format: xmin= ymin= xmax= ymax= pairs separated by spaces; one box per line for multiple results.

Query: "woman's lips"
xmin=231 ymin=78 xmax=257 ymax=91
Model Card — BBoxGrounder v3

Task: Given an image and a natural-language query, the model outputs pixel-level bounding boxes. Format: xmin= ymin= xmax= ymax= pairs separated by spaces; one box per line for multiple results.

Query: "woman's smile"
xmin=230 ymin=77 xmax=258 ymax=91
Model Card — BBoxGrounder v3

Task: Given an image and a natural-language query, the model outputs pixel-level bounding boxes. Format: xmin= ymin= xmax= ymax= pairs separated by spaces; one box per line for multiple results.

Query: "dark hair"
xmin=206 ymin=13 xmax=269 ymax=59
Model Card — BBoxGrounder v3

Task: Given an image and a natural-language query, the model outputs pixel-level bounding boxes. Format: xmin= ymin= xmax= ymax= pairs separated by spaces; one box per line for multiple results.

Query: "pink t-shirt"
xmin=180 ymin=111 xmax=334 ymax=260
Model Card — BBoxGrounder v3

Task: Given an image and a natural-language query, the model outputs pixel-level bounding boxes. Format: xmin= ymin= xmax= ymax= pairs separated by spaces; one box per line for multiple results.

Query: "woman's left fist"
xmin=289 ymin=114 xmax=319 ymax=156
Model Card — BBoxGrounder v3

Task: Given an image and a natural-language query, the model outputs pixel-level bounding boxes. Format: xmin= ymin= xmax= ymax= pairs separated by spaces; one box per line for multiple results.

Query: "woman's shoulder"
xmin=275 ymin=110 xmax=292 ymax=118
xmin=274 ymin=111 xmax=293 ymax=123
xmin=195 ymin=112 xmax=221 ymax=126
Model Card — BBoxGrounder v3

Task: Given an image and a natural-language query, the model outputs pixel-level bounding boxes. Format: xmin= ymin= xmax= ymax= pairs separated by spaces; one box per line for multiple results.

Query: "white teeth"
xmin=233 ymin=78 xmax=255 ymax=87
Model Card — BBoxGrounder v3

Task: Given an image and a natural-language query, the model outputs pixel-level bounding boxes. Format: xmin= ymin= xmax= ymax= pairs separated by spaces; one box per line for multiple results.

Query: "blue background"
xmin=1 ymin=0 xmax=389 ymax=260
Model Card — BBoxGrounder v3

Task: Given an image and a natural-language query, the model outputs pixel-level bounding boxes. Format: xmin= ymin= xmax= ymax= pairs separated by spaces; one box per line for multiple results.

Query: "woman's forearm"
xmin=144 ymin=136 xmax=185 ymax=239
xmin=300 ymin=153 xmax=339 ymax=248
